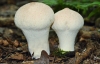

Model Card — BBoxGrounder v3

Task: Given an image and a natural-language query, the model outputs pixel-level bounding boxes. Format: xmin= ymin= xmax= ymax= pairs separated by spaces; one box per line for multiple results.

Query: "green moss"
xmin=53 ymin=49 xmax=70 ymax=58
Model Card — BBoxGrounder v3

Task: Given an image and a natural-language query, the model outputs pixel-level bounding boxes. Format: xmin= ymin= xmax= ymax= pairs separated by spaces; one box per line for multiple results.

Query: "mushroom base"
xmin=22 ymin=29 xmax=50 ymax=59
xmin=56 ymin=30 xmax=78 ymax=51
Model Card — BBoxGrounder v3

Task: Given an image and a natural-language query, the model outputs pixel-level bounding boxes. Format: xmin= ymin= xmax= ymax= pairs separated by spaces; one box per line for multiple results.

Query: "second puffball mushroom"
xmin=52 ymin=8 xmax=84 ymax=52
xmin=14 ymin=2 xmax=54 ymax=59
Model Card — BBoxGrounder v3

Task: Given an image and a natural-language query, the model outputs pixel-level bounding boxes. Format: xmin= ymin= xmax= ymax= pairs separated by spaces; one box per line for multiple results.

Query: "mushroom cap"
xmin=52 ymin=8 xmax=84 ymax=31
xmin=14 ymin=2 xmax=54 ymax=30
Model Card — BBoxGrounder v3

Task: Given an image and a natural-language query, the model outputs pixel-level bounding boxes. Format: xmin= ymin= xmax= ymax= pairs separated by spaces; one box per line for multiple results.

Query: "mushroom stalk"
xmin=22 ymin=29 xmax=50 ymax=59
xmin=56 ymin=30 xmax=78 ymax=51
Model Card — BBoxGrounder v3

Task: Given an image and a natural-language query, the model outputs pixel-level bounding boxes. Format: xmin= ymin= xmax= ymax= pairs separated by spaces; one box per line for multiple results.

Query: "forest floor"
xmin=0 ymin=3 xmax=100 ymax=64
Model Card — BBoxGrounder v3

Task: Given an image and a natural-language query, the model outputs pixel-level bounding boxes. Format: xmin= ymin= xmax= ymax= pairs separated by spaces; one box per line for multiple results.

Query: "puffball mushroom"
xmin=52 ymin=8 xmax=84 ymax=52
xmin=14 ymin=2 xmax=54 ymax=59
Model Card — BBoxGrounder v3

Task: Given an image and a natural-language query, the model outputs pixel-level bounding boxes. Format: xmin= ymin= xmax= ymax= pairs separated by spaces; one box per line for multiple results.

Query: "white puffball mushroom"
xmin=14 ymin=2 xmax=54 ymax=59
xmin=52 ymin=8 xmax=84 ymax=51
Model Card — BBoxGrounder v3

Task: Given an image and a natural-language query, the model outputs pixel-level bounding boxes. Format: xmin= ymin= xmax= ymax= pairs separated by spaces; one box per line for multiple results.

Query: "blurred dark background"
xmin=0 ymin=0 xmax=100 ymax=27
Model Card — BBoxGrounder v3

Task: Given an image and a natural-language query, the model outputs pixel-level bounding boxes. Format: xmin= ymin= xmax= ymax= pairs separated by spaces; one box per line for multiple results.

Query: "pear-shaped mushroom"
xmin=52 ymin=8 xmax=84 ymax=51
xmin=14 ymin=2 xmax=54 ymax=59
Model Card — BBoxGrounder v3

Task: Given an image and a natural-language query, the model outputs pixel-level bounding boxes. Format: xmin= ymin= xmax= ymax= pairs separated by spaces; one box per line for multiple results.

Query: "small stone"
xmin=10 ymin=53 xmax=24 ymax=60
xmin=13 ymin=40 xmax=19 ymax=47
xmin=3 ymin=40 xmax=9 ymax=46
